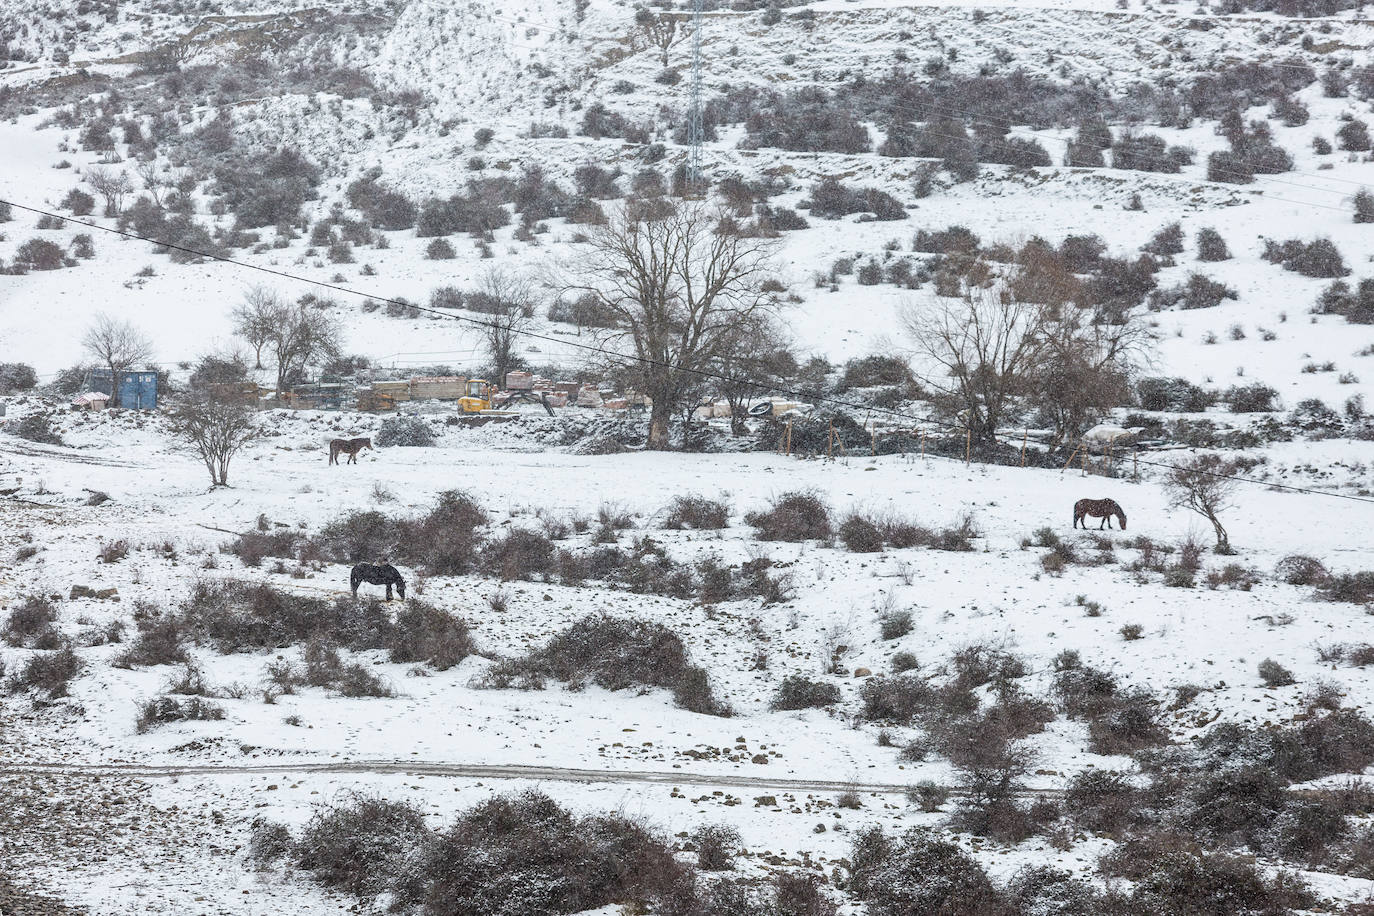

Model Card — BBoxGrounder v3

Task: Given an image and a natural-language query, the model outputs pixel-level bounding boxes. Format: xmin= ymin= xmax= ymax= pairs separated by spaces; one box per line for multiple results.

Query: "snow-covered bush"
xmin=745 ymin=491 xmax=832 ymax=541
xmin=375 ymin=415 xmax=436 ymax=447
xmin=770 ymin=675 xmax=841 ymax=710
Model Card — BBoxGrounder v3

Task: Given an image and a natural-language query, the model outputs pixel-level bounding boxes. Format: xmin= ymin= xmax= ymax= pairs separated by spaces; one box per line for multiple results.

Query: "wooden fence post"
xmin=786 ymin=419 xmax=793 ymax=456
xmin=1020 ymin=429 xmax=1028 ymax=467
xmin=964 ymin=428 xmax=971 ymax=465
xmin=827 ymin=420 xmax=834 ymax=460
xmin=871 ymin=423 xmax=877 ymax=457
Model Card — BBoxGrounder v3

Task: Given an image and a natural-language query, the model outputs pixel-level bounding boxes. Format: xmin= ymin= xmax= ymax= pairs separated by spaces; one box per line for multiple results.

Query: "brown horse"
xmin=1074 ymin=498 xmax=1127 ymax=530
xmin=328 ymin=437 xmax=373 ymax=465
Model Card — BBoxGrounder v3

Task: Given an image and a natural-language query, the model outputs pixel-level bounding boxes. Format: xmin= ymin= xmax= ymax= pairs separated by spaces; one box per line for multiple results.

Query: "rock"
xmin=754 ymin=795 xmax=777 ymax=807
xmin=853 ymin=667 xmax=872 ymax=677
xmin=813 ymin=823 xmax=827 ymax=833
xmin=95 ymin=588 xmax=118 ymax=600
xmin=69 ymin=585 xmax=96 ymax=599
xmin=751 ymin=754 xmax=769 ymax=765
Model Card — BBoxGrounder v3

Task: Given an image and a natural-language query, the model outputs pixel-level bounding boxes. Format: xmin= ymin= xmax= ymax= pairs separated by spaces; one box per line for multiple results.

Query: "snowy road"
xmin=0 ymin=758 xmax=1056 ymax=797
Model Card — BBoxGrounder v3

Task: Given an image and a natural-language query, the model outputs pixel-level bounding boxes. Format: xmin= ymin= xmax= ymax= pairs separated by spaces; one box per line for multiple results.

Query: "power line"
xmin=3 ymin=195 xmax=1370 ymax=506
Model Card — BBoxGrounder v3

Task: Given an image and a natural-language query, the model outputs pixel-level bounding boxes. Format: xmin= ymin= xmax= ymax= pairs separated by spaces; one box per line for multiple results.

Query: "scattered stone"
xmin=853 ymin=667 xmax=872 ymax=677
xmin=68 ymin=585 xmax=96 ymax=599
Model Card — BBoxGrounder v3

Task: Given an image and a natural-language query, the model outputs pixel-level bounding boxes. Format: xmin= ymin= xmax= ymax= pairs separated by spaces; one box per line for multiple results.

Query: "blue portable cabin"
xmin=90 ymin=368 xmax=158 ymax=410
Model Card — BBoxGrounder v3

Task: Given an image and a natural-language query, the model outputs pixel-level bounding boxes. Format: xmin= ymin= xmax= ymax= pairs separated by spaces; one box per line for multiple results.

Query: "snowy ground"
xmin=2 ymin=402 xmax=1373 ymax=911
xmin=4 ymin=0 xmax=1374 ymax=910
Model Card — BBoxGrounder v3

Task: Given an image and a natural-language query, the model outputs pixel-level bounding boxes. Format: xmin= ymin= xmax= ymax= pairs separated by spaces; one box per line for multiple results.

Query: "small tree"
xmin=905 ymin=283 xmax=1051 ymax=446
xmin=477 ymin=268 xmax=536 ymax=387
xmin=170 ymin=398 xmax=261 ymax=487
xmin=264 ymin=301 xmax=342 ymax=398
xmin=1196 ymin=227 xmax=1232 ymax=261
xmin=1164 ymin=453 xmax=1239 ymax=553
xmin=231 ymin=286 xmax=280 ymax=370
xmin=634 ymin=8 xmax=681 ymax=66
xmin=85 ymin=167 xmax=134 ymax=216
xmin=82 ymin=314 xmax=153 ymax=407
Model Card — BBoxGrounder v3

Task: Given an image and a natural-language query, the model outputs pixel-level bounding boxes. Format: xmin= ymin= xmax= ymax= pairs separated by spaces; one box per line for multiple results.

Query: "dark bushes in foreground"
xmin=479 ymin=615 xmax=731 ymax=716
xmin=259 ymin=790 xmax=688 ymax=915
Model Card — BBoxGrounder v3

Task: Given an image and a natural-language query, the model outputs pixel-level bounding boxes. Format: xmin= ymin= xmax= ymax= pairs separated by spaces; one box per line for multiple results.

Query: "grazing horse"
xmin=328 ymin=437 xmax=373 ymax=465
xmin=1073 ymin=498 xmax=1127 ymax=531
xmin=350 ymin=563 xmax=406 ymax=600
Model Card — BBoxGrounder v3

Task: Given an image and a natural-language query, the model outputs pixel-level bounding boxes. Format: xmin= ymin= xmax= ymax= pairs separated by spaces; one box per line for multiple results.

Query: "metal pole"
xmin=686 ymin=0 xmax=704 ymax=193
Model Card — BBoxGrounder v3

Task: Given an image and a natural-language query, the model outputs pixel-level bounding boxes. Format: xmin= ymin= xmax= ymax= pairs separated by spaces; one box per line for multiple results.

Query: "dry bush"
xmin=663 ymin=495 xmax=729 ymax=530
xmin=2 ymin=596 xmax=59 ymax=648
xmin=1086 ymin=688 xmax=1166 ymax=754
xmin=745 ymin=491 xmax=832 ymax=542
xmin=424 ymin=790 xmax=686 ymax=916
xmin=478 ymin=615 xmax=731 ymax=716
xmin=1276 ymin=554 xmax=1330 ymax=586
xmin=112 ymin=615 xmax=190 ymax=668
xmin=950 ymin=645 xmax=1028 ymax=692
xmin=879 ymin=609 xmax=913 ymax=640
xmin=1318 ymin=571 xmax=1374 ymax=605
xmin=98 ymin=538 xmax=130 ymax=563
xmin=773 ymin=872 xmax=837 ymax=916
xmin=178 ymin=581 xmax=472 ymax=671
xmin=691 ymin=823 xmax=741 ymax=870
xmin=8 ymin=645 xmax=83 ymax=698
xmin=481 ymin=529 xmax=556 ymax=581
xmin=135 ymin=695 xmax=225 ymax=733
xmin=294 ymin=794 xmax=432 ymax=901
xmin=858 ymin=675 xmax=932 ymax=724
xmin=1108 ymin=841 xmax=1314 ymax=916
xmin=1258 ymin=658 xmax=1297 ymax=687
xmin=770 ymin=675 xmax=841 ymax=710
xmin=1064 ymin=769 xmax=1141 ymax=836
xmin=906 ymin=780 xmax=949 ymax=812
xmin=891 ymin=651 xmax=919 ymax=673
xmin=229 ymin=529 xmax=300 ymax=567
xmin=839 ymin=513 xmax=885 ymax=552
xmin=848 ymin=827 xmax=1006 ymax=915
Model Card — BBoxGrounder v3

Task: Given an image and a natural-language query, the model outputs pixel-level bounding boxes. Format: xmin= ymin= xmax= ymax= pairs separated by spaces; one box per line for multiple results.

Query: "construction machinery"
xmin=459 ymin=378 xmax=495 ymax=413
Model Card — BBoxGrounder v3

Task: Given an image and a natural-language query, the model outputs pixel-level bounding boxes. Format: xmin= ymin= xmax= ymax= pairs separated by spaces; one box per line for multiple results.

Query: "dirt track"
xmin=0 ymin=758 xmax=1061 ymax=797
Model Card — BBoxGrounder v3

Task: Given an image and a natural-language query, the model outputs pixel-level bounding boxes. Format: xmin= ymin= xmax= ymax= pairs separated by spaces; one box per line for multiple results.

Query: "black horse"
xmin=350 ymin=563 xmax=406 ymax=600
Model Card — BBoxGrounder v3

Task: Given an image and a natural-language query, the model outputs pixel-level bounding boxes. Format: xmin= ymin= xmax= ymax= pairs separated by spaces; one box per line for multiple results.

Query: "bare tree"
xmin=904 ymin=284 xmax=1051 ymax=446
xmin=134 ymin=159 xmax=168 ymax=208
xmin=1036 ymin=307 xmax=1152 ymax=449
xmin=634 ymin=8 xmax=681 ymax=66
xmin=710 ymin=314 xmax=791 ymax=436
xmin=569 ymin=203 xmax=781 ymax=449
xmin=477 ymin=268 xmax=536 ymax=387
xmin=264 ymin=299 xmax=343 ymax=398
xmin=82 ymin=314 xmax=153 ymax=408
xmin=85 ymin=167 xmax=134 ymax=216
xmin=1164 ymin=453 xmax=1239 ymax=553
xmin=170 ymin=398 xmax=261 ymax=487
xmin=231 ymin=286 xmax=282 ymax=369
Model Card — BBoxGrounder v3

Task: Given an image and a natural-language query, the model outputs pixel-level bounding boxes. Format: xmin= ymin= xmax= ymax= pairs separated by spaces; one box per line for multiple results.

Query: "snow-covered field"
xmin=5 ymin=0 xmax=1374 ymax=911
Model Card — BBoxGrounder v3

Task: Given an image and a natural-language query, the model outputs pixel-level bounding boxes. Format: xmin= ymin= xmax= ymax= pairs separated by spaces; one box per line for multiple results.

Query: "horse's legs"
xmin=351 ymin=581 xmax=359 ymax=598
xmin=385 ymin=583 xmax=393 ymax=601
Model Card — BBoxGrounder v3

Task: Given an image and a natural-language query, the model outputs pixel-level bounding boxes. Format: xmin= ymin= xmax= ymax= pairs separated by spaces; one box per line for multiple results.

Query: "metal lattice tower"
xmin=685 ymin=0 xmax=704 ymax=192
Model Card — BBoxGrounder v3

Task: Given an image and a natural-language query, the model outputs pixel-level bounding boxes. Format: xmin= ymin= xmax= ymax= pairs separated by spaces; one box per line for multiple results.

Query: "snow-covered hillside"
xmin=5 ymin=0 xmax=1374 ymax=913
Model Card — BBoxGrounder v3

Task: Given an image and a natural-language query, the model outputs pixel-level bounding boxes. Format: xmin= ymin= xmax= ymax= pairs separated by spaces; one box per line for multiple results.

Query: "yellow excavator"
xmin=459 ymin=378 xmax=495 ymax=412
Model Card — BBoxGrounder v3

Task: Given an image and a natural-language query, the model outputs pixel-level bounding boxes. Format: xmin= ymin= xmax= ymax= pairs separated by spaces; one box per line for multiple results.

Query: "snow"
xmin=5 ymin=0 xmax=1374 ymax=909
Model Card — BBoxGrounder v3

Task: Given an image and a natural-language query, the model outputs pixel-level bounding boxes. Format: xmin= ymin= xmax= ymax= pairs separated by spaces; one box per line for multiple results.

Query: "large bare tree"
xmin=82 ymin=314 xmax=153 ymax=408
xmin=476 ymin=268 xmax=536 ymax=387
xmin=231 ymin=286 xmax=282 ymax=369
xmin=570 ymin=203 xmax=780 ymax=449
xmin=904 ymin=284 xmax=1051 ymax=447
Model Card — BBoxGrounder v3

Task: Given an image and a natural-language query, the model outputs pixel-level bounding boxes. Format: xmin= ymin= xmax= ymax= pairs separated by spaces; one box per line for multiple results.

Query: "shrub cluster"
xmin=479 ymin=615 xmax=732 ymax=716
